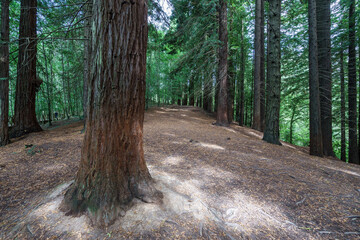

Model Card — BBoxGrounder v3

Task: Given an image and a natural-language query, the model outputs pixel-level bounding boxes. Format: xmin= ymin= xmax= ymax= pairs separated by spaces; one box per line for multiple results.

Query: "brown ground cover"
xmin=0 ymin=106 xmax=359 ymax=239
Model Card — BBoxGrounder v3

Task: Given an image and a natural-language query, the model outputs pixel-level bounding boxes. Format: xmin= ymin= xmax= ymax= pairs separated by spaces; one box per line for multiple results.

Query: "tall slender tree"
xmin=263 ymin=0 xmax=281 ymax=145
xmin=13 ymin=0 xmax=42 ymax=137
xmin=316 ymin=0 xmax=334 ymax=157
xmin=348 ymin=0 xmax=359 ymax=164
xmin=253 ymin=0 xmax=265 ymax=131
xmin=340 ymin=47 xmax=346 ymax=162
xmin=216 ymin=0 xmax=229 ymax=126
xmin=0 ymin=0 xmax=10 ymax=146
xmin=308 ymin=0 xmax=323 ymax=156
xmin=238 ymin=15 xmax=246 ymax=126
xmin=61 ymin=0 xmax=162 ymax=227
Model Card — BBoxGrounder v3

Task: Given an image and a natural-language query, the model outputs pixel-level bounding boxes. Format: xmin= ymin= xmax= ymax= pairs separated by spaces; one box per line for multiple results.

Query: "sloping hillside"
xmin=1 ymin=106 xmax=359 ymax=239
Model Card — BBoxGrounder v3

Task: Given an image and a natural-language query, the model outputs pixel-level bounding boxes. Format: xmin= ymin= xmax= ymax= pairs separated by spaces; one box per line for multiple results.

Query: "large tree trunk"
xmin=13 ymin=0 xmax=42 ymax=137
xmin=316 ymin=0 xmax=334 ymax=157
xmin=340 ymin=47 xmax=346 ymax=162
xmin=0 ymin=0 xmax=10 ymax=146
xmin=348 ymin=0 xmax=359 ymax=164
xmin=308 ymin=0 xmax=323 ymax=157
xmin=61 ymin=0 xmax=162 ymax=227
xmin=216 ymin=0 xmax=229 ymax=126
xmin=262 ymin=0 xmax=281 ymax=145
xmin=252 ymin=0 xmax=264 ymax=131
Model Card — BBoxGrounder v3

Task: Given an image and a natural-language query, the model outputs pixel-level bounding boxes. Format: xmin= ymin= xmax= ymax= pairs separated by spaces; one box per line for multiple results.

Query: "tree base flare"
xmin=60 ymin=177 xmax=163 ymax=228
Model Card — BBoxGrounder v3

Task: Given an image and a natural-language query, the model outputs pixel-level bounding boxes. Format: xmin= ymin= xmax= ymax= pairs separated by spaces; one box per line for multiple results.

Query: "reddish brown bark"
xmin=13 ymin=0 xmax=42 ymax=137
xmin=0 ymin=0 xmax=10 ymax=146
xmin=216 ymin=0 xmax=229 ymax=126
xmin=61 ymin=0 xmax=162 ymax=227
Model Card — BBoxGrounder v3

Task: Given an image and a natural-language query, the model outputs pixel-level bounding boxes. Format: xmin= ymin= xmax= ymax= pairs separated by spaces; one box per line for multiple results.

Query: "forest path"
xmin=1 ymin=106 xmax=359 ymax=239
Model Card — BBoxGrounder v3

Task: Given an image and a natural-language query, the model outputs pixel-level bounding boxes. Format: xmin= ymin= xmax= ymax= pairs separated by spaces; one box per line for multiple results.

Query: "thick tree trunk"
xmin=348 ymin=0 xmax=359 ymax=164
xmin=316 ymin=0 xmax=334 ymax=157
xmin=262 ymin=0 xmax=281 ymax=145
xmin=216 ymin=0 xmax=229 ymax=126
xmin=61 ymin=0 xmax=162 ymax=227
xmin=13 ymin=0 xmax=42 ymax=137
xmin=340 ymin=47 xmax=346 ymax=162
xmin=0 ymin=0 xmax=10 ymax=146
xmin=253 ymin=0 xmax=264 ymax=131
xmin=308 ymin=0 xmax=323 ymax=157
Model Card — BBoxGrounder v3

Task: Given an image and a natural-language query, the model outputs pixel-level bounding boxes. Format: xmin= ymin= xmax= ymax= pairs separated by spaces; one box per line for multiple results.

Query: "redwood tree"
xmin=340 ymin=47 xmax=346 ymax=162
xmin=308 ymin=0 xmax=323 ymax=157
xmin=216 ymin=0 xmax=229 ymax=126
xmin=316 ymin=0 xmax=334 ymax=157
xmin=0 ymin=0 xmax=10 ymax=146
xmin=253 ymin=0 xmax=265 ymax=131
xmin=263 ymin=0 xmax=281 ymax=145
xmin=13 ymin=0 xmax=42 ymax=137
xmin=61 ymin=0 xmax=162 ymax=227
xmin=348 ymin=0 xmax=358 ymax=164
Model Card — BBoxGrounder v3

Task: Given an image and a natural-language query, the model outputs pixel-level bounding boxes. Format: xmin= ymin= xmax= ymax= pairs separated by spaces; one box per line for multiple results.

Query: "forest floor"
xmin=0 ymin=106 xmax=360 ymax=239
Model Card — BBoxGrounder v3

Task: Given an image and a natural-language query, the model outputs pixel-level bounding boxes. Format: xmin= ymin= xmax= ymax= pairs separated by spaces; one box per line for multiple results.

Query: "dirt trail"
xmin=1 ymin=106 xmax=359 ymax=239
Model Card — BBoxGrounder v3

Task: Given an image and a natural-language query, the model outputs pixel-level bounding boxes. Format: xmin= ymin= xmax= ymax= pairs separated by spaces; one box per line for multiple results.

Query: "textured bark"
xmin=262 ymin=0 xmax=281 ymax=145
xmin=83 ymin=1 xmax=92 ymax=124
xmin=308 ymin=0 xmax=323 ymax=157
xmin=13 ymin=0 xmax=42 ymax=137
xmin=253 ymin=0 xmax=264 ymax=131
xmin=316 ymin=0 xmax=334 ymax=157
xmin=259 ymin=0 xmax=265 ymax=131
xmin=61 ymin=0 xmax=162 ymax=227
xmin=348 ymin=0 xmax=359 ymax=164
xmin=340 ymin=48 xmax=346 ymax=162
xmin=216 ymin=0 xmax=229 ymax=126
xmin=0 ymin=0 xmax=10 ymax=146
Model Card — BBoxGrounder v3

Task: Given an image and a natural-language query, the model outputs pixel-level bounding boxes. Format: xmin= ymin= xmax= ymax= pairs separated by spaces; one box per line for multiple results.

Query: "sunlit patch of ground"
xmin=1 ymin=106 xmax=360 ymax=239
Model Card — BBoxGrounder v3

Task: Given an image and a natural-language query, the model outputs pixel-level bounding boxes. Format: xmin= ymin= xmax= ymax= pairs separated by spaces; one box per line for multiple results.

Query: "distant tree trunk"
xmin=216 ymin=0 xmax=229 ymax=126
xmin=228 ymin=52 xmax=235 ymax=124
xmin=289 ymin=104 xmax=296 ymax=144
xmin=61 ymin=0 xmax=162 ymax=227
xmin=340 ymin=47 xmax=346 ymax=162
xmin=182 ymin=82 xmax=188 ymax=105
xmin=189 ymin=76 xmax=195 ymax=106
xmin=316 ymin=0 xmax=334 ymax=157
xmin=0 ymin=0 xmax=10 ymax=146
xmin=13 ymin=0 xmax=42 ymax=137
xmin=238 ymin=17 xmax=245 ymax=126
xmin=263 ymin=0 xmax=281 ymax=145
xmin=308 ymin=0 xmax=323 ymax=156
xmin=253 ymin=0 xmax=264 ymax=131
xmin=61 ymin=51 xmax=69 ymax=119
xmin=41 ymin=42 xmax=52 ymax=126
xmin=348 ymin=0 xmax=359 ymax=164
xmin=83 ymin=0 xmax=92 ymax=124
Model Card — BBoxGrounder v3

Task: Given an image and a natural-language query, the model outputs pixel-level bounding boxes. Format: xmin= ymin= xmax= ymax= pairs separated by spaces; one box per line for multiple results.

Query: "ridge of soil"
xmin=0 ymin=106 xmax=359 ymax=239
